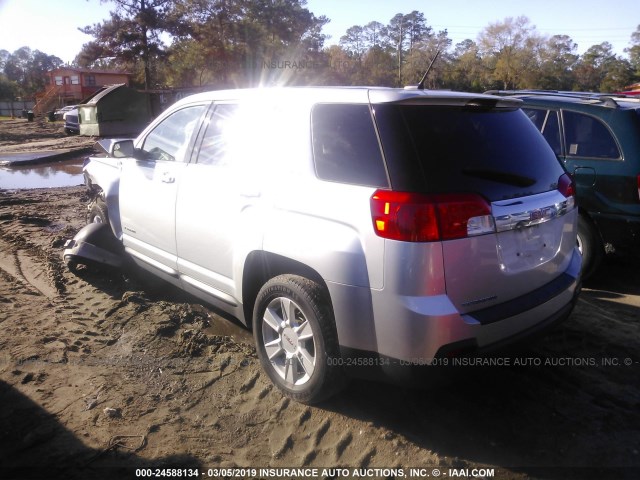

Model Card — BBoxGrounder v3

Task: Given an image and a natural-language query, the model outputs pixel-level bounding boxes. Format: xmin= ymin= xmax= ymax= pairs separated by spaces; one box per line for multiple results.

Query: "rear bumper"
xmin=336 ymin=248 xmax=582 ymax=382
xmin=341 ymin=296 xmax=578 ymax=384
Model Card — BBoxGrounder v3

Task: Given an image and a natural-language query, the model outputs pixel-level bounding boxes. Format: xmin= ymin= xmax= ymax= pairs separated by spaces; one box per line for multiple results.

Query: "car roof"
xmin=174 ymin=86 xmax=523 ymax=109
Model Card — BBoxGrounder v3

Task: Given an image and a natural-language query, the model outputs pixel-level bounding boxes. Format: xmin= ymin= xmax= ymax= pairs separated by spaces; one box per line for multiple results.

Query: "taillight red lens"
xmin=371 ymin=190 xmax=492 ymax=242
xmin=558 ymin=173 xmax=575 ymax=198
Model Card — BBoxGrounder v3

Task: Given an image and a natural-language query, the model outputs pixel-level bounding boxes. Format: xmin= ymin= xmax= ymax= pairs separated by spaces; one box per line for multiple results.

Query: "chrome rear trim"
xmin=494 ymin=197 xmax=575 ymax=232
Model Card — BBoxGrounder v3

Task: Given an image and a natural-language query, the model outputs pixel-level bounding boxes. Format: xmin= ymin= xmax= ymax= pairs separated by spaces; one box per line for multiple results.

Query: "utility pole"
xmin=397 ymin=20 xmax=404 ymax=86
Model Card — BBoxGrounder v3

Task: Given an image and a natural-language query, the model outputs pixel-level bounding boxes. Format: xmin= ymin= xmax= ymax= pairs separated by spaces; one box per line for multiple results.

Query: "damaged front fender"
xmin=63 ymin=223 xmax=126 ymax=271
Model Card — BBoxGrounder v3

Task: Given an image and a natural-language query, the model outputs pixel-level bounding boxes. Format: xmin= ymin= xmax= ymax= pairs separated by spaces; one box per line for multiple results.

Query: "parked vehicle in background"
xmin=54 ymin=105 xmax=77 ymax=121
xmin=614 ymin=90 xmax=640 ymax=96
xmin=63 ymin=108 xmax=79 ymax=135
xmin=488 ymin=90 xmax=640 ymax=278
xmin=78 ymin=87 xmax=581 ymax=403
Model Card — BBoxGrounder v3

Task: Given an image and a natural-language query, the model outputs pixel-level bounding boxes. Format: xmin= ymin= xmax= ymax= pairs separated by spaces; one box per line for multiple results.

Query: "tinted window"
xmin=563 ymin=111 xmax=620 ymax=159
xmin=311 ymin=104 xmax=388 ymax=187
xmin=523 ymin=108 xmax=546 ymax=130
xmin=196 ymin=104 xmax=240 ymax=166
xmin=142 ymin=105 xmax=207 ymax=162
xmin=522 ymin=107 xmax=562 ymax=156
xmin=542 ymin=110 xmax=562 ymax=156
xmin=374 ymin=105 xmax=564 ymax=201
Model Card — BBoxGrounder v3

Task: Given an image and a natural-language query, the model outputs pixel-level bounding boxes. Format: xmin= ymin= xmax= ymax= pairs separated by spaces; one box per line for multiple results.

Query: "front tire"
xmin=87 ymin=198 xmax=109 ymax=225
xmin=253 ymin=275 xmax=346 ymax=404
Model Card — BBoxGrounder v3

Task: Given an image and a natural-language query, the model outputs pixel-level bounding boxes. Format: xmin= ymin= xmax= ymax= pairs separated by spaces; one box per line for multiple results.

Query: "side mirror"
xmin=111 ymin=140 xmax=135 ymax=158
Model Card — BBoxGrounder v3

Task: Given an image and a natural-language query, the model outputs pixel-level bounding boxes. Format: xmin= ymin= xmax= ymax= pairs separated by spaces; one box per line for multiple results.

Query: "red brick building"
xmin=33 ymin=67 xmax=132 ymax=115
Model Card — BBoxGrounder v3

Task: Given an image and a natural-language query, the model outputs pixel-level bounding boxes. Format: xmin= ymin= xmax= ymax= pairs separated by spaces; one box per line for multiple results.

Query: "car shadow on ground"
xmin=0 ymin=380 xmax=203 ymax=480
xmin=67 ymin=257 xmax=640 ymax=480
xmin=582 ymin=254 xmax=640 ymax=298
xmin=321 ymin=255 xmax=640 ymax=480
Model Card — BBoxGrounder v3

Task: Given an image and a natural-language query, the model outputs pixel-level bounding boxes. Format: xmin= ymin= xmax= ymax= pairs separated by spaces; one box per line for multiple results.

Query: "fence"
xmin=0 ymin=100 xmax=36 ymax=117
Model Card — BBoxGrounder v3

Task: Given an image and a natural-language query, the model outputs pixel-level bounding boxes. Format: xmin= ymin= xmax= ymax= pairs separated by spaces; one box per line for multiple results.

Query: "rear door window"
xmin=311 ymin=104 xmax=389 ymax=187
xmin=196 ymin=104 xmax=240 ymax=167
xmin=542 ymin=110 xmax=562 ymax=156
xmin=522 ymin=107 xmax=562 ymax=156
xmin=562 ymin=110 xmax=621 ymax=159
xmin=523 ymin=108 xmax=546 ymax=130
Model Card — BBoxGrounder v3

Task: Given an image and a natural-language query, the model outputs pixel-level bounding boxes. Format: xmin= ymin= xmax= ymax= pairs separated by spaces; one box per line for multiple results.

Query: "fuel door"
xmin=573 ymin=166 xmax=596 ymax=187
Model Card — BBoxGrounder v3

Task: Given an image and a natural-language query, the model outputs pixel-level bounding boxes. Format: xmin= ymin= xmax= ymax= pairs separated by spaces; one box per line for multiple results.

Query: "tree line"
xmin=1 ymin=0 xmax=640 ymax=100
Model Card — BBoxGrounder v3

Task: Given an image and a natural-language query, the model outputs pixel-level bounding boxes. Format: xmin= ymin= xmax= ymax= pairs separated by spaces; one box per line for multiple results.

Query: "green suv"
xmin=488 ymin=91 xmax=640 ymax=277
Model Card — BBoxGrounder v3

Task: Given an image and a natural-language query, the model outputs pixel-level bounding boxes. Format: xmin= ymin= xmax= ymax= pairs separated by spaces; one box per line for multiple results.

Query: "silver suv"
xmin=81 ymin=87 xmax=582 ymax=403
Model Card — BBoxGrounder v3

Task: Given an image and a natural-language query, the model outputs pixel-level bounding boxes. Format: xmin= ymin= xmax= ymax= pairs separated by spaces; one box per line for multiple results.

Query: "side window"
xmin=562 ymin=110 xmax=620 ymax=159
xmin=522 ymin=108 xmax=546 ymax=131
xmin=522 ymin=108 xmax=561 ymax=156
xmin=142 ymin=105 xmax=207 ymax=162
xmin=196 ymin=104 xmax=240 ymax=166
xmin=542 ymin=110 xmax=561 ymax=156
xmin=311 ymin=104 xmax=388 ymax=187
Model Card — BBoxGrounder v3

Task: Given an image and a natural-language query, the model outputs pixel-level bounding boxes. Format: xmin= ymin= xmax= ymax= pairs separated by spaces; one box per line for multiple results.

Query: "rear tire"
xmin=577 ymin=214 xmax=603 ymax=279
xmin=253 ymin=275 xmax=347 ymax=404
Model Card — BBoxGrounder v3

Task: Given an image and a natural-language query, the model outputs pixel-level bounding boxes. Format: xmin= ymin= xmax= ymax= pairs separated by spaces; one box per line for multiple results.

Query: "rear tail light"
xmin=371 ymin=190 xmax=494 ymax=242
xmin=557 ymin=173 xmax=576 ymax=211
xmin=557 ymin=173 xmax=575 ymax=198
xmin=637 ymin=174 xmax=640 ymax=202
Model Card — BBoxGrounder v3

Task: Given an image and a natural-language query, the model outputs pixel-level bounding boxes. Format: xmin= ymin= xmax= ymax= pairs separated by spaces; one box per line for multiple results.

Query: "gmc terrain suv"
xmin=488 ymin=90 xmax=640 ymax=277
xmin=78 ymin=87 xmax=582 ymax=403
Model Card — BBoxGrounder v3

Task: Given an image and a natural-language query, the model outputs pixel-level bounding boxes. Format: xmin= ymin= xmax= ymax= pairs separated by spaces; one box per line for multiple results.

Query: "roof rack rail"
xmin=484 ymin=89 xmax=640 ymax=108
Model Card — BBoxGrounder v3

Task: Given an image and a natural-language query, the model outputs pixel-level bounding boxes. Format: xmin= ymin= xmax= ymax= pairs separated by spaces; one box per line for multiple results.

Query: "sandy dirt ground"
xmin=0 ymin=119 xmax=639 ymax=480
xmin=0 ymin=118 xmax=95 ymax=154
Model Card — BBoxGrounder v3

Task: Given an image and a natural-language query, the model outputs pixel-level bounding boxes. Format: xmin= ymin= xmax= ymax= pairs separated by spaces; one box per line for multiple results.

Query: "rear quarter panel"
xmin=262 ymin=179 xmax=384 ymax=289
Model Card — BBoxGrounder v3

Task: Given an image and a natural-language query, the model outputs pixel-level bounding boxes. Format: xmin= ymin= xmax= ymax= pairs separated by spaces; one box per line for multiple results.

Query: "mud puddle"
xmin=0 ymin=157 xmax=85 ymax=190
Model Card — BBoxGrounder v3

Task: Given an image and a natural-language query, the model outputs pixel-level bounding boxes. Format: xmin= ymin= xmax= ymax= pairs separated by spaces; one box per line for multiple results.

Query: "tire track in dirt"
xmin=2 ymin=187 xmax=450 ymax=472
xmin=0 ymin=244 xmax=58 ymax=299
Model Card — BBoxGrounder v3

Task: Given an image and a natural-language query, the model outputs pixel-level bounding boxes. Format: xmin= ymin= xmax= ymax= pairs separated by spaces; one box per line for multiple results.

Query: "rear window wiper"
xmin=462 ymin=168 xmax=536 ymax=187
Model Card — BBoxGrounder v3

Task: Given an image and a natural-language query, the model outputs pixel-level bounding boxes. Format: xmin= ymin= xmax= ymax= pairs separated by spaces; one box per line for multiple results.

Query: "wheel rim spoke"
xmin=298 ymin=348 xmax=315 ymax=376
xmin=281 ymin=297 xmax=296 ymax=325
xmin=284 ymin=356 xmax=297 ymax=384
xmin=295 ymin=320 xmax=313 ymax=341
xmin=263 ymin=307 xmax=281 ymax=333
xmin=264 ymin=338 xmax=283 ymax=361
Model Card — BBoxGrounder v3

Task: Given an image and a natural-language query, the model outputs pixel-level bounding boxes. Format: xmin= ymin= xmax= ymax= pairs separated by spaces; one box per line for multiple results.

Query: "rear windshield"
xmin=373 ymin=104 xmax=565 ymax=201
